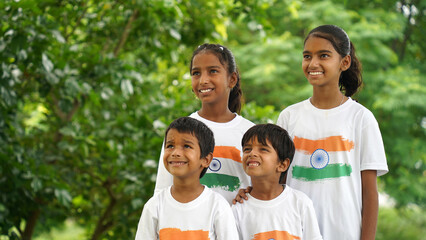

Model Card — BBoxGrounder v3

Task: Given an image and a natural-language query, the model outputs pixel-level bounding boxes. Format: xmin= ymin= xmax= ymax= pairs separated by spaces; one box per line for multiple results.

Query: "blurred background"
xmin=0 ymin=0 xmax=424 ymax=239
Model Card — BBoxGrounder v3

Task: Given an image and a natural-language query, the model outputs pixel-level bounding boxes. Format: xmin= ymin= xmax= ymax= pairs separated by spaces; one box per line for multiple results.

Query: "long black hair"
xmin=305 ymin=25 xmax=363 ymax=97
xmin=190 ymin=43 xmax=243 ymax=114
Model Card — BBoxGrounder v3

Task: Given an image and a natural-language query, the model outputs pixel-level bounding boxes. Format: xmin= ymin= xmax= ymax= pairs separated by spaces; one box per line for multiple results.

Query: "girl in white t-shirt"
xmin=155 ymin=44 xmax=254 ymax=203
xmin=275 ymin=25 xmax=389 ymax=240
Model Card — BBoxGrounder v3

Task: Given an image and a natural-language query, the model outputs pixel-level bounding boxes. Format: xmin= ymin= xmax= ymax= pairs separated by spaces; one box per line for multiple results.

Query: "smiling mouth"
xmin=309 ymin=71 xmax=323 ymax=75
xmin=247 ymin=162 xmax=260 ymax=167
xmin=169 ymin=161 xmax=187 ymax=166
xmin=199 ymin=88 xmax=213 ymax=93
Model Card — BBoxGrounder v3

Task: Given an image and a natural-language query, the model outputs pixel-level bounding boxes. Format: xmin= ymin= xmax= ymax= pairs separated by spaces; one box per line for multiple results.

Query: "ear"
xmin=277 ymin=158 xmax=290 ymax=173
xmin=201 ymin=153 xmax=213 ymax=168
xmin=228 ymin=72 xmax=238 ymax=89
xmin=340 ymin=55 xmax=351 ymax=71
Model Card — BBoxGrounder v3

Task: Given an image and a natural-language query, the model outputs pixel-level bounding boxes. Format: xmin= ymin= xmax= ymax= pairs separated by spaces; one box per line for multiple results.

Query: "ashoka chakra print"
xmin=310 ymin=149 xmax=329 ymax=169
xmin=209 ymin=158 xmax=221 ymax=172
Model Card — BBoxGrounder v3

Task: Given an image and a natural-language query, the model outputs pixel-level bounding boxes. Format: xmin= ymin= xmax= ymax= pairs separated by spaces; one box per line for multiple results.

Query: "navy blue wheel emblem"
xmin=209 ymin=158 xmax=221 ymax=172
xmin=310 ymin=149 xmax=329 ymax=169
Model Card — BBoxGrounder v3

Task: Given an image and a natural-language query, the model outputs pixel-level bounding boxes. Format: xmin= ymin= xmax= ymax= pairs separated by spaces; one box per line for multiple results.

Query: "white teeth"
xmin=200 ymin=89 xmax=212 ymax=93
xmin=248 ymin=162 xmax=260 ymax=167
xmin=170 ymin=162 xmax=186 ymax=166
xmin=309 ymin=72 xmax=323 ymax=75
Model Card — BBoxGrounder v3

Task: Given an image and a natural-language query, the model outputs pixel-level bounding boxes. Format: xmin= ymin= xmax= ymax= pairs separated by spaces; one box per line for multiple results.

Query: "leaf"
xmin=42 ymin=53 xmax=53 ymax=72
xmin=55 ymin=189 xmax=72 ymax=207
xmin=169 ymin=28 xmax=181 ymax=40
xmin=121 ymin=79 xmax=133 ymax=97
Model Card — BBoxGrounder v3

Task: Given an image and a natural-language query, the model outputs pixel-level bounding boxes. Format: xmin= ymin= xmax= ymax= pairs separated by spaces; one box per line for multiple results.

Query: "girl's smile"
xmin=302 ymin=37 xmax=350 ymax=88
xmin=191 ymin=52 xmax=235 ymax=107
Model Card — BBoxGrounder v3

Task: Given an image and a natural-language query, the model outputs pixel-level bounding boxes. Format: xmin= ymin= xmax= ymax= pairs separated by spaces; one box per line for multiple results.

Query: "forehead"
xmin=192 ymin=52 xmax=224 ymax=69
xmin=166 ymin=128 xmax=198 ymax=142
xmin=246 ymin=136 xmax=273 ymax=147
xmin=304 ymin=36 xmax=337 ymax=53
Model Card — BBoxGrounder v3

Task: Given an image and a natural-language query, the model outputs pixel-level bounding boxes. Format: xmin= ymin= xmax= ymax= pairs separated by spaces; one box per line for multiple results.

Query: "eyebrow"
xmin=191 ymin=65 xmax=222 ymax=70
xmin=303 ymin=50 xmax=333 ymax=54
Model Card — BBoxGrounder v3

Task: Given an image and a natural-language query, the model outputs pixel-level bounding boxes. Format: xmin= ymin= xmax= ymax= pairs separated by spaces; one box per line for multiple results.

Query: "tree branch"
xmin=113 ymin=9 xmax=139 ymax=57
xmin=90 ymin=179 xmax=118 ymax=240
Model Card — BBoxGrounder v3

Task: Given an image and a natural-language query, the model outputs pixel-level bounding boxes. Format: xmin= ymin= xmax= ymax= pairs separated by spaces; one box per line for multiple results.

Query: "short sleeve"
xmin=360 ymin=111 xmax=389 ymax=176
xmin=135 ymin=198 xmax=158 ymax=240
xmin=276 ymin=109 xmax=290 ymax=130
xmin=302 ymin=197 xmax=323 ymax=240
xmin=214 ymin=200 xmax=239 ymax=240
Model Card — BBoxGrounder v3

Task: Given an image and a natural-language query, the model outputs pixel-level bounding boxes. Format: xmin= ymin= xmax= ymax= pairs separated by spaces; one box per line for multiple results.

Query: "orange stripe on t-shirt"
xmin=293 ymin=136 xmax=354 ymax=155
xmin=252 ymin=230 xmax=301 ymax=240
xmin=159 ymin=228 xmax=210 ymax=240
xmin=213 ymin=146 xmax=241 ymax=163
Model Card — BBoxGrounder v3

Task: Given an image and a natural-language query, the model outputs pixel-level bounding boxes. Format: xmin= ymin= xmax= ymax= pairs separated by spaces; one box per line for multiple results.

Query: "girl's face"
xmin=302 ymin=36 xmax=350 ymax=88
xmin=191 ymin=52 xmax=236 ymax=108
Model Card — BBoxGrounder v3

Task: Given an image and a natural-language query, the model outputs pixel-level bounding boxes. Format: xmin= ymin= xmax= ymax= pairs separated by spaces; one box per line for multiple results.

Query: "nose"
xmin=171 ymin=147 xmax=182 ymax=158
xmin=248 ymin=149 xmax=258 ymax=157
xmin=199 ymin=72 xmax=209 ymax=85
xmin=309 ymin=56 xmax=320 ymax=68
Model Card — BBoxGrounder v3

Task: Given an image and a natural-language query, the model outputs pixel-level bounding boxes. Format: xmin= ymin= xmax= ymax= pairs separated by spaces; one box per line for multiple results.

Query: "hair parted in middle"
xmin=242 ymin=123 xmax=295 ymax=183
xmin=165 ymin=117 xmax=215 ymax=178
xmin=189 ymin=43 xmax=243 ymax=114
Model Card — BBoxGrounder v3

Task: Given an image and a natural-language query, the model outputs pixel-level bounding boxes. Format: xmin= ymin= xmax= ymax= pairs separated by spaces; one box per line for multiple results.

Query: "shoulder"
xmin=346 ymin=100 xmax=379 ymax=126
xmin=278 ymin=100 xmax=307 ymax=117
xmin=285 ymin=186 xmax=314 ymax=206
xmin=237 ymin=115 xmax=256 ymax=128
xmin=207 ymin=187 xmax=232 ymax=206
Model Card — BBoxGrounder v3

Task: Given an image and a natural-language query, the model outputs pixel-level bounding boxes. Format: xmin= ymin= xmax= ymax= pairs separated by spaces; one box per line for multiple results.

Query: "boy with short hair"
xmin=232 ymin=124 xmax=322 ymax=240
xmin=135 ymin=117 xmax=238 ymax=240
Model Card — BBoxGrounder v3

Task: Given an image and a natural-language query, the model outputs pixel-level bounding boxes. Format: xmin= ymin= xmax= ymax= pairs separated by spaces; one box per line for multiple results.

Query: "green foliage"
xmin=1 ymin=0 xmax=424 ymax=239
xmin=377 ymin=207 xmax=426 ymax=239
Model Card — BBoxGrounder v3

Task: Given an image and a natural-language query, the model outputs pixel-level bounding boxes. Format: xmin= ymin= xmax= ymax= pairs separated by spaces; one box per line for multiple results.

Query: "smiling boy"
xmin=135 ymin=117 xmax=238 ymax=240
xmin=232 ymin=124 xmax=322 ymax=240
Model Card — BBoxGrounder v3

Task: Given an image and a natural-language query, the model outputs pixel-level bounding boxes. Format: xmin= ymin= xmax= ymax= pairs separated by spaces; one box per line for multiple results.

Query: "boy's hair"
xmin=305 ymin=25 xmax=363 ymax=97
xmin=190 ymin=43 xmax=243 ymax=114
xmin=242 ymin=124 xmax=295 ymax=183
xmin=165 ymin=117 xmax=214 ymax=178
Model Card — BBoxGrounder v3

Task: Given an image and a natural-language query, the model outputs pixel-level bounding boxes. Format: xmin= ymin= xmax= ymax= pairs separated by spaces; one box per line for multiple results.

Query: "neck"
xmin=250 ymin=179 xmax=284 ymax=201
xmin=171 ymin=179 xmax=205 ymax=203
xmin=198 ymin=104 xmax=236 ymax=123
xmin=311 ymin=86 xmax=346 ymax=109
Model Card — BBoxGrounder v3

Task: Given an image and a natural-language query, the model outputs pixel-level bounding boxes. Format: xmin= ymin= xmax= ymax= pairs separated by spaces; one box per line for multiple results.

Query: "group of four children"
xmin=136 ymin=25 xmax=389 ymax=240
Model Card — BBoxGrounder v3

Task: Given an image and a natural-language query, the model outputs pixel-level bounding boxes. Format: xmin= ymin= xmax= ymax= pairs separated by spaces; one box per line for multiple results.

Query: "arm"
xmin=360 ymin=170 xmax=378 ymax=240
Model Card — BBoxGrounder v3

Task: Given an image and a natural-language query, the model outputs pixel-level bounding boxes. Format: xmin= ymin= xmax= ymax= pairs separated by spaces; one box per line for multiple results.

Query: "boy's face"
xmin=163 ymin=129 xmax=211 ymax=180
xmin=242 ymin=137 xmax=288 ymax=179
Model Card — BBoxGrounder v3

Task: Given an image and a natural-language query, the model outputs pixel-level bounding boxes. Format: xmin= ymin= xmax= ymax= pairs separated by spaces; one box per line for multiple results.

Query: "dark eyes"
xmin=191 ymin=69 xmax=218 ymax=76
xmin=166 ymin=144 xmax=174 ymax=149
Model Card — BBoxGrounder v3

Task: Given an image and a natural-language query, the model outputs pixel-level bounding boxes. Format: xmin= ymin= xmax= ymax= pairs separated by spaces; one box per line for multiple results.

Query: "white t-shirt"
xmin=135 ymin=186 xmax=238 ymax=240
xmin=232 ymin=185 xmax=322 ymax=240
xmin=155 ymin=112 xmax=255 ymax=203
xmin=276 ymin=98 xmax=389 ymax=240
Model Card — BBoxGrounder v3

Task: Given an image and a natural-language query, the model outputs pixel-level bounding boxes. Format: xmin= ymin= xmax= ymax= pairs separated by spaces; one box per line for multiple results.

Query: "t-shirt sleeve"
xmin=360 ymin=111 xmax=389 ymax=176
xmin=135 ymin=198 xmax=158 ymax=240
xmin=276 ymin=109 xmax=290 ymax=130
xmin=154 ymin=141 xmax=173 ymax=193
xmin=231 ymin=204 xmax=243 ymax=240
xmin=215 ymin=200 xmax=239 ymax=240
xmin=302 ymin=197 xmax=323 ymax=240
